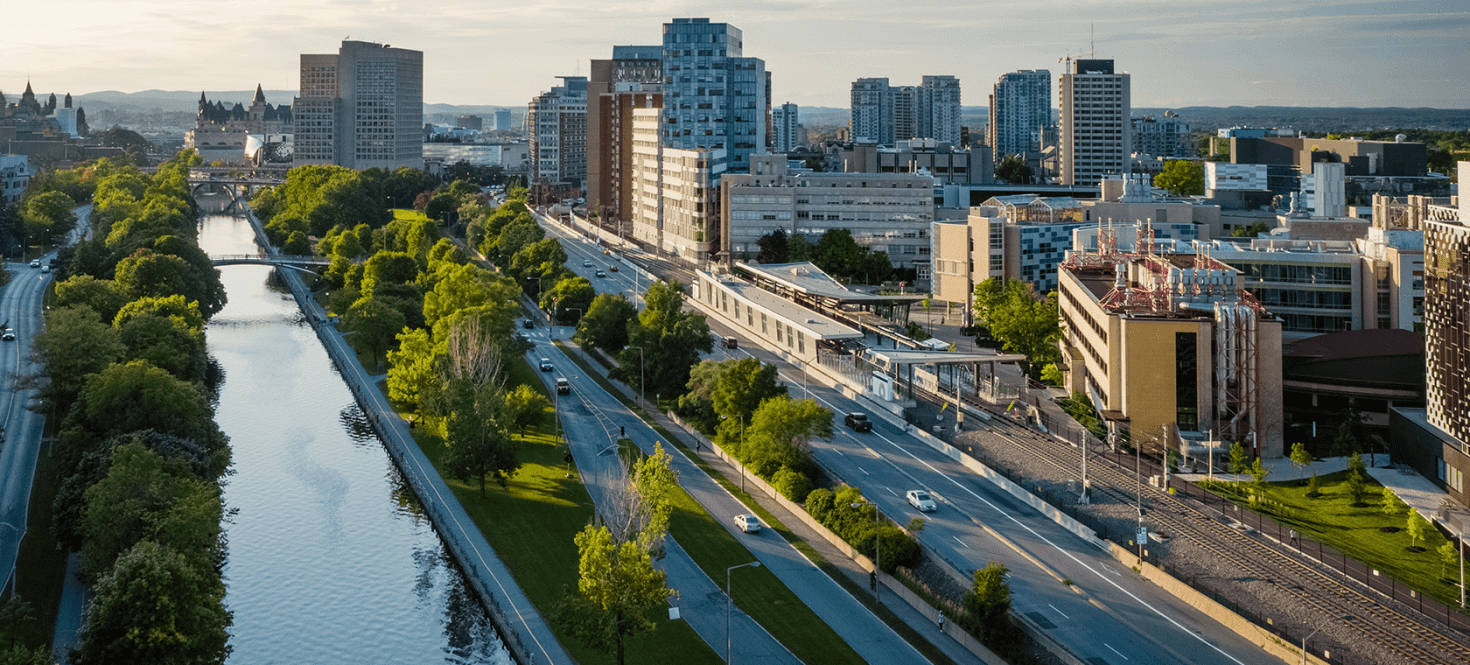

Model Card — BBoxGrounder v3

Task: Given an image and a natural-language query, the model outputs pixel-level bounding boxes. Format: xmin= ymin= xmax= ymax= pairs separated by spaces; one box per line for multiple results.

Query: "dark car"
xmin=522 ymin=319 xmax=535 ymax=329
xmin=609 ymin=265 xmax=619 ymax=272
xmin=556 ymin=378 xmax=570 ymax=395
xmin=722 ymin=336 xmax=739 ymax=349
xmin=844 ymin=412 xmax=872 ymax=432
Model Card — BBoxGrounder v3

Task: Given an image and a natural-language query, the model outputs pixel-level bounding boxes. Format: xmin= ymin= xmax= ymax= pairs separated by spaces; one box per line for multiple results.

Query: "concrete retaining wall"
xmin=1110 ymin=545 xmax=1328 ymax=665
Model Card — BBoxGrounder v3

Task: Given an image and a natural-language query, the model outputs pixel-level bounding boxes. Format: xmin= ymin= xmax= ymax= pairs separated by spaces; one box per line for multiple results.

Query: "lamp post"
xmin=1300 ymin=627 xmax=1322 ymax=665
xmin=722 ymin=414 xmax=747 ymax=493
xmin=1461 ymin=517 xmax=1466 ymax=610
xmin=567 ymin=308 xmax=583 ymax=359
xmin=851 ymin=501 xmax=880 ymax=601
xmin=629 ymin=346 xmax=646 ymax=412
xmin=727 ymin=561 xmax=762 ymax=664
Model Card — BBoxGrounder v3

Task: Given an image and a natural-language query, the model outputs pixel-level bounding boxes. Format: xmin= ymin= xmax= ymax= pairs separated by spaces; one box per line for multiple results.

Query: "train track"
xmin=937 ymin=389 xmax=1470 ymax=665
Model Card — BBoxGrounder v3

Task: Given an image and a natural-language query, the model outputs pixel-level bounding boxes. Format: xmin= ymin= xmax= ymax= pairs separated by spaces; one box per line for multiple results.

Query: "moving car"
xmin=906 ymin=490 xmax=936 ymax=512
xmin=609 ymin=265 xmax=619 ymax=272
xmin=522 ymin=319 xmax=535 ymax=329
xmin=722 ymin=336 xmax=739 ymax=349
xmin=583 ymin=260 xmax=593 ymax=267
xmin=844 ymin=412 xmax=872 ymax=432
xmin=595 ymin=269 xmax=606 ymax=278
xmin=40 ymin=264 xmax=50 ymax=274
xmin=540 ymin=358 xmax=553 ymax=372
xmin=556 ymin=378 xmax=570 ymax=395
xmin=1 ymin=331 xmax=14 ymax=342
xmin=734 ymin=514 xmax=761 ymax=534
xmin=28 ymin=260 xmax=38 ymax=268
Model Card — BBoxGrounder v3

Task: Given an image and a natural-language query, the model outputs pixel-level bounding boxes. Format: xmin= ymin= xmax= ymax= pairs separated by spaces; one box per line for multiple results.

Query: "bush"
xmin=771 ymin=465 xmax=812 ymax=502
xmin=804 ymin=488 xmax=833 ymax=524
xmin=874 ymin=526 xmax=921 ymax=573
xmin=1306 ymin=473 xmax=1322 ymax=498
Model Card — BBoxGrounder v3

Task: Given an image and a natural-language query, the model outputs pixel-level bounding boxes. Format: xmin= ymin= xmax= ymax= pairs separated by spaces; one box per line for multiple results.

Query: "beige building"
xmin=720 ymin=154 xmax=933 ymax=268
xmin=294 ymin=40 xmax=423 ymax=170
xmin=1059 ymin=59 xmax=1130 ymax=187
xmin=587 ymin=46 xmax=663 ymax=231
xmin=1058 ymin=245 xmax=1284 ymax=459
xmin=527 ymin=76 xmax=587 ymax=187
xmin=629 ymin=107 xmax=725 ymax=263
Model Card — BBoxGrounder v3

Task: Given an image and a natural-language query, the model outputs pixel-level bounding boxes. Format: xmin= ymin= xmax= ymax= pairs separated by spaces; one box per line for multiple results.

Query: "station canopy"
xmin=862 ymin=347 xmax=1027 ymax=370
xmin=735 ymin=261 xmax=927 ymax=306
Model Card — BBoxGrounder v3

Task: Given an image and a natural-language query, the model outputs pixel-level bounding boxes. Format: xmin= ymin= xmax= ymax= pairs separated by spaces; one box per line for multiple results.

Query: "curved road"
xmin=0 ymin=206 xmax=88 ymax=592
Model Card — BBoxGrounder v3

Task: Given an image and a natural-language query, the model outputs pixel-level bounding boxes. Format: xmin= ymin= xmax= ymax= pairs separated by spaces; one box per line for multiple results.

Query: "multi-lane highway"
xmin=533 ymin=211 xmax=1275 ymax=665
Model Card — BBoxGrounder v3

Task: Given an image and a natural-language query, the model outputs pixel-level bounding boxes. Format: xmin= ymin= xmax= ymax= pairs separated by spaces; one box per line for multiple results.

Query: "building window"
xmin=1176 ymin=332 xmax=1198 ymax=430
xmin=761 ymin=312 xmax=767 ymax=334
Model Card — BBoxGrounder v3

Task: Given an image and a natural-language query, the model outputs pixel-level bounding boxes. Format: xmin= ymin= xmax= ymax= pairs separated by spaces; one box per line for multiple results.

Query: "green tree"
xmin=30 ymin=305 xmax=126 ymax=409
xmin=1231 ymin=221 xmax=1272 ymax=238
xmin=78 ymin=540 xmax=232 ymax=665
xmin=1228 ymin=441 xmax=1248 ymax=475
xmin=740 ymin=397 xmax=832 ymax=475
xmin=755 ymin=229 xmax=789 ymax=264
xmin=711 ymin=357 xmax=787 ymax=425
xmin=0 ymin=645 xmax=51 ymax=665
xmin=554 ymin=524 xmax=673 ymax=665
xmin=1438 ymin=541 xmax=1460 ymax=580
xmin=1381 ymin=485 xmax=1407 ymax=517
xmin=1154 ymin=160 xmax=1204 ymax=196
xmin=0 ymin=594 xmax=35 ymax=648
xmin=961 ymin=562 xmax=1014 ymax=646
xmin=421 ymin=262 xmax=498 ymax=330
xmin=1039 ymin=363 xmax=1064 ymax=386
xmin=1344 ymin=451 xmax=1368 ymax=506
xmin=55 ymin=275 xmax=130 ymax=323
xmin=613 ymin=280 xmax=712 ymax=399
xmin=503 ymin=383 xmax=551 ymax=436
xmin=994 ymin=155 xmax=1032 ymax=184
xmin=116 ymin=313 xmax=208 ymax=384
xmin=114 ymin=294 xmax=206 ymax=334
xmin=1248 ymin=457 xmax=1270 ymax=503
xmin=359 ymin=251 xmax=420 ymax=297
xmin=386 ymin=327 xmax=442 ymax=415
xmin=971 ymin=278 xmax=1060 ymax=378
xmin=575 ymin=293 xmax=637 ymax=356
xmin=61 ymin=361 xmax=226 ymax=470
xmin=1407 ymin=509 xmax=1430 ymax=549
xmin=344 ymin=297 xmax=406 ymax=369
xmin=674 ymin=360 xmax=727 ymax=434
xmin=541 ymin=276 xmax=596 ymax=324
xmin=1289 ymin=442 xmax=1313 ymax=483
xmin=80 ymin=442 xmax=223 ymax=578
xmin=437 ymin=318 xmax=518 ymax=495
xmin=114 ymin=249 xmax=189 ymax=301
xmin=20 ymin=189 xmax=77 ymax=245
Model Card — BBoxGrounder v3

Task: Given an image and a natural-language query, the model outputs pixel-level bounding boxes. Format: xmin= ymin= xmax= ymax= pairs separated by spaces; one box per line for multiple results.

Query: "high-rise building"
xmin=772 ymin=102 xmax=799 ymax=152
xmin=988 ymin=70 xmax=1051 ymax=165
xmin=294 ymin=40 xmax=423 ymax=170
xmin=630 ymin=107 xmax=725 ymax=262
xmin=660 ymin=18 xmax=766 ymax=174
xmin=918 ymin=75 xmax=962 ymax=146
xmin=1059 ymin=58 xmax=1130 ymax=187
xmin=527 ymin=76 xmax=588 ymax=187
xmin=1131 ymin=111 xmax=1190 ymax=159
xmin=587 ymin=46 xmax=663 ymax=230
xmin=492 ymin=109 xmax=513 ymax=131
xmin=849 ymin=76 xmax=961 ymax=146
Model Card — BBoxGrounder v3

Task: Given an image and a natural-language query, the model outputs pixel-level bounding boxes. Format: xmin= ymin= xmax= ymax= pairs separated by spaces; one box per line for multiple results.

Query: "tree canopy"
xmin=971 ymin=278 xmax=1061 ymax=377
xmin=1154 ymin=160 xmax=1205 ymax=196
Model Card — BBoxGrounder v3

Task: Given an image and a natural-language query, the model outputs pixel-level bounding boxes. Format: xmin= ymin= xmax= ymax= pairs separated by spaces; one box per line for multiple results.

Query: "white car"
xmin=734 ymin=514 xmax=761 ymax=534
xmin=906 ymin=490 xmax=936 ymax=512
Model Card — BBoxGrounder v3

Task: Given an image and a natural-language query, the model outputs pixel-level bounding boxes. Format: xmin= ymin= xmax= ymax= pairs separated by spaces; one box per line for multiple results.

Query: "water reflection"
xmin=202 ymin=215 xmax=509 ymax=664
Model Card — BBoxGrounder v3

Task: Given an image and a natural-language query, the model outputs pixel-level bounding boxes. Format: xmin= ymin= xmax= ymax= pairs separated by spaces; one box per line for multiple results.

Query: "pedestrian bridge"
xmin=210 ymin=254 xmax=330 ymax=267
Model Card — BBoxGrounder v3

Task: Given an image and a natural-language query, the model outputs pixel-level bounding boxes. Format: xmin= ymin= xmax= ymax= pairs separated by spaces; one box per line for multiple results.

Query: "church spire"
xmin=252 ymin=84 xmax=265 ymax=104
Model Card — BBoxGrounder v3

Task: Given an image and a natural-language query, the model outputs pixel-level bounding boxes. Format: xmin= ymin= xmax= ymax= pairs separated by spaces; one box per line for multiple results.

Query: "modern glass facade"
xmin=660 ymin=18 xmax=766 ymax=173
xmin=1425 ymin=219 xmax=1470 ymax=444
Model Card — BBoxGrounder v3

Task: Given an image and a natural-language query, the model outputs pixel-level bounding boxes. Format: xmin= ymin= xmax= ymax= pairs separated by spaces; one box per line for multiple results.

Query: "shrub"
xmin=771 ymin=465 xmax=812 ymax=503
xmin=1306 ymin=473 xmax=1322 ymax=498
xmin=804 ymin=488 xmax=833 ymax=523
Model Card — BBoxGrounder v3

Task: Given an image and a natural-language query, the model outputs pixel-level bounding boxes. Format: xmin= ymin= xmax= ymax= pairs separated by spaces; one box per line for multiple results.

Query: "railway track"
xmin=939 ymin=390 xmax=1470 ymax=665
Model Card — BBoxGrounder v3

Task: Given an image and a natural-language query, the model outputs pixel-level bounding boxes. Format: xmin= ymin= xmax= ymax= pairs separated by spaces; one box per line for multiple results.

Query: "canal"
xmin=200 ymin=214 xmax=511 ymax=664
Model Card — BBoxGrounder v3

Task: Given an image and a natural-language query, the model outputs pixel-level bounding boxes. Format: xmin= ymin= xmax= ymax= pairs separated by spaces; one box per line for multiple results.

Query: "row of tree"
xmin=31 ymin=150 xmax=235 ymax=665
xmin=753 ymin=228 xmax=893 ymax=284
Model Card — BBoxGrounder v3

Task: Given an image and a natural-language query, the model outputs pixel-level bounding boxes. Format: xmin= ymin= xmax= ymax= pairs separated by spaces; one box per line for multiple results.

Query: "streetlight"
xmin=851 ymin=501 xmax=880 ymax=601
xmin=727 ymin=561 xmax=762 ymax=664
xmin=629 ymin=346 xmax=646 ymax=412
xmin=721 ymin=414 xmax=747 ymax=493
xmin=567 ymin=307 xmax=583 ymax=359
xmin=1461 ymin=517 xmax=1466 ymax=610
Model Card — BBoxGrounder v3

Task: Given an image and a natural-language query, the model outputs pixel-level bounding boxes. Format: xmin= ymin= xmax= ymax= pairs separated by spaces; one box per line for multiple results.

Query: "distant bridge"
xmin=210 ymin=254 xmax=329 ymax=268
xmin=189 ymin=175 xmax=284 ymax=215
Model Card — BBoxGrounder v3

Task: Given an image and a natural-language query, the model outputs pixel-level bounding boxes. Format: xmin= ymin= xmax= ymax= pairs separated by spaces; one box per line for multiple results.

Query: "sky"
xmin=3 ymin=0 xmax=1467 ymax=110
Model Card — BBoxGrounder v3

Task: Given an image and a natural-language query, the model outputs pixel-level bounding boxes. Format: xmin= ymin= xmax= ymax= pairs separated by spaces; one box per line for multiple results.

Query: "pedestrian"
xmin=869 ymin=571 xmax=877 ymax=591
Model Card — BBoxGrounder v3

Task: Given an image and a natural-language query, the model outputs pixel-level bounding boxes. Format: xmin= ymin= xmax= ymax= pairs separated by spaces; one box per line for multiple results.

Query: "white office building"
xmin=772 ymin=102 xmax=799 ymax=153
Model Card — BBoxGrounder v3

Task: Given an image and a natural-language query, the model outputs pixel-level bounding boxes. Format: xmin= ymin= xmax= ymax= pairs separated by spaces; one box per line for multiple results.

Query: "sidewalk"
xmin=567 ymin=340 xmax=987 ymax=665
xmin=1368 ymin=464 xmax=1470 ymax=542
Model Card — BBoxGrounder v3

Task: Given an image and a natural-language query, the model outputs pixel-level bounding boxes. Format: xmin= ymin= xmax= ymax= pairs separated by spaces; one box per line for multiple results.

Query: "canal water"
xmin=200 ymin=215 xmax=510 ymax=664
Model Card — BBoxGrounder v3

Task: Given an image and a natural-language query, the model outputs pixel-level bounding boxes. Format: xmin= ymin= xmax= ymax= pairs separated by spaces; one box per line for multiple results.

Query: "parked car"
xmin=722 ymin=336 xmax=738 ymax=349
xmin=906 ymin=490 xmax=936 ymax=512
xmin=844 ymin=412 xmax=872 ymax=432
xmin=556 ymin=378 xmax=570 ymax=395
xmin=734 ymin=514 xmax=761 ymax=534
xmin=540 ymin=358 xmax=553 ymax=372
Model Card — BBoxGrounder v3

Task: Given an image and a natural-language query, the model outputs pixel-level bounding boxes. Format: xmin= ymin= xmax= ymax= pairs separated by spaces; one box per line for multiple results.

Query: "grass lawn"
xmin=411 ymin=356 xmax=719 ymax=664
xmin=0 ymin=449 xmax=68 ymax=650
xmin=1203 ymin=471 xmax=1464 ymax=608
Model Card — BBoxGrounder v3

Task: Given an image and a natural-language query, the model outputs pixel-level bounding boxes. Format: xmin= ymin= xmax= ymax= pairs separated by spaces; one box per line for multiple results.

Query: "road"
xmin=533 ymin=211 xmax=1276 ymax=665
xmin=0 ymin=206 xmax=88 ymax=594
xmin=532 ymin=214 xmax=937 ymax=664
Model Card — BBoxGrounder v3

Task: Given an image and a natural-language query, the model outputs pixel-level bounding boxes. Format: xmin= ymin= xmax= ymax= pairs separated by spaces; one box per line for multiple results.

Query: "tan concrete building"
xmin=587 ymin=46 xmax=663 ymax=233
xmin=1057 ymin=245 xmax=1284 ymax=459
xmin=629 ymin=107 xmax=725 ymax=264
xmin=295 ymin=40 xmax=423 ymax=170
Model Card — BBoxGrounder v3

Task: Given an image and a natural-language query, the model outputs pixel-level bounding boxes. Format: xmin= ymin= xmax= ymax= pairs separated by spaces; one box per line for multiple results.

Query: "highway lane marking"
xmin=866 ymin=429 xmax=1248 ymax=665
xmin=859 ymin=466 xmax=869 ymax=475
xmin=1048 ymin=604 xmax=1069 ymax=619
xmin=1105 ymin=643 xmax=1129 ymax=660
xmin=742 ymin=357 xmax=1246 ymax=664
xmin=885 ymin=487 xmax=897 ymax=496
xmin=953 ymin=536 xmax=969 ymax=548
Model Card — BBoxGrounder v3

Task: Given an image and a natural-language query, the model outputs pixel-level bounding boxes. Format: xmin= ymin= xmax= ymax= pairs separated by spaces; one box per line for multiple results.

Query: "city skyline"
xmin=3 ymin=1 xmax=1466 ymax=110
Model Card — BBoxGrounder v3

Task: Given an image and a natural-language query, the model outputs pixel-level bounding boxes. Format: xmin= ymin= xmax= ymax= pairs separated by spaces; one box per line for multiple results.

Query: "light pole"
xmin=1300 ymin=627 xmax=1322 ymax=665
xmin=629 ymin=346 xmax=646 ymax=412
xmin=1461 ymin=517 xmax=1466 ymax=610
xmin=727 ymin=561 xmax=762 ymax=664
xmin=722 ymin=414 xmax=747 ymax=493
xmin=567 ymin=307 xmax=583 ymax=359
xmin=851 ymin=501 xmax=880 ymax=601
